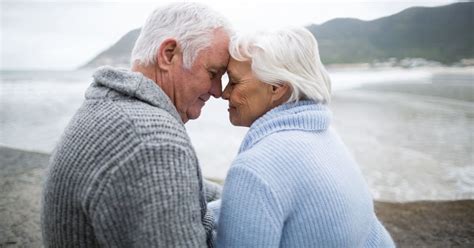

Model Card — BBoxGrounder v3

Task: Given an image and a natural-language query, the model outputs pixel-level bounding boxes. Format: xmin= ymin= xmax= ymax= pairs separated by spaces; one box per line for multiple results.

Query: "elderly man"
xmin=42 ymin=3 xmax=231 ymax=247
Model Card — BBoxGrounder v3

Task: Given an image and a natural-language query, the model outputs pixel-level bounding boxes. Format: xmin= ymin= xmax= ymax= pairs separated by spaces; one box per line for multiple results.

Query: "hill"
xmin=81 ymin=2 xmax=474 ymax=68
xmin=82 ymin=29 xmax=140 ymax=68
xmin=307 ymin=1 xmax=474 ymax=64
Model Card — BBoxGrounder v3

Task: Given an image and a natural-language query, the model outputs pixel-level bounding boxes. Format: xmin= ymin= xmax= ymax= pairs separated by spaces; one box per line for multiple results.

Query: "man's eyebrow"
xmin=208 ymin=64 xmax=226 ymax=74
xmin=218 ymin=63 xmax=227 ymax=72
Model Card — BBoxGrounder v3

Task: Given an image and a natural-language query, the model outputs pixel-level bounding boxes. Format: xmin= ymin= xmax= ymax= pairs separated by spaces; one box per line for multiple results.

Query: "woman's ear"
xmin=271 ymin=83 xmax=291 ymax=104
xmin=156 ymin=38 xmax=179 ymax=71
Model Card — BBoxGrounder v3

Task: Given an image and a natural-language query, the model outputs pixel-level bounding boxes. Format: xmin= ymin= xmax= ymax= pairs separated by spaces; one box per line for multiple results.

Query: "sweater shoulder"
xmin=232 ymin=128 xmax=365 ymax=199
xmin=80 ymin=97 xmax=189 ymax=146
xmin=237 ymin=130 xmax=323 ymax=170
xmin=52 ymin=97 xmax=193 ymax=179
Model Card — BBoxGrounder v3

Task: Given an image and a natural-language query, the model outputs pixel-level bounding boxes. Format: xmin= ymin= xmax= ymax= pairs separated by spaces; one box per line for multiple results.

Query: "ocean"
xmin=1 ymin=67 xmax=472 ymax=202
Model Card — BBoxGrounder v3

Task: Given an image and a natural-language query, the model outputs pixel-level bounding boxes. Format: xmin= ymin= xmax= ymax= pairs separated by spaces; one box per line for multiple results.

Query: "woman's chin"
xmin=229 ymin=115 xmax=238 ymax=126
xmin=229 ymin=115 xmax=241 ymax=127
xmin=229 ymin=116 xmax=251 ymax=127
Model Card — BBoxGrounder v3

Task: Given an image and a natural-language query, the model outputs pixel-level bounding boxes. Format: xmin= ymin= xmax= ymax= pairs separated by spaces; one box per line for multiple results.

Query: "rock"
xmin=0 ymin=147 xmax=49 ymax=248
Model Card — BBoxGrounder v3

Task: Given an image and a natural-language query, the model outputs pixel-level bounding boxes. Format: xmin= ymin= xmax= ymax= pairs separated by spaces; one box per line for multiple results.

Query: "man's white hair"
xmin=131 ymin=3 xmax=232 ymax=68
xmin=229 ymin=26 xmax=331 ymax=103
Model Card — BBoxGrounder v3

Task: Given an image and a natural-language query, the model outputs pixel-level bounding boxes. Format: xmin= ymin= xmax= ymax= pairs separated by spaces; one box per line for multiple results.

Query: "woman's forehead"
xmin=228 ymin=59 xmax=251 ymax=75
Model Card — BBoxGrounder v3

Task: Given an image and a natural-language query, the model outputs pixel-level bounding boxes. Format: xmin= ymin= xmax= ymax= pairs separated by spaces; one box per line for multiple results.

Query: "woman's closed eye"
xmin=227 ymin=75 xmax=238 ymax=86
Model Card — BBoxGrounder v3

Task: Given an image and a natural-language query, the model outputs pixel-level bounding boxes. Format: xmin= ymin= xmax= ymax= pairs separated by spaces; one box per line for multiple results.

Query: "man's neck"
xmin=132 ymin=63 xmax=170 ymax=94
xmin=131 ymin=63 xmax=182 ymax=121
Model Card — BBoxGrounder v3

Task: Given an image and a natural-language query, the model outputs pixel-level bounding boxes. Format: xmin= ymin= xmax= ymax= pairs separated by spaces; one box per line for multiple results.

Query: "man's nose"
xmin=221 ymin=82 xmax=231 ymax=100
xmin=209 ymin=78 xmax=222 ymax=98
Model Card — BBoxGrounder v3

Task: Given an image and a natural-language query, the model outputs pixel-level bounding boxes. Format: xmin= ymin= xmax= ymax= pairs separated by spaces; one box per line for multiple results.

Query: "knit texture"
xmin=41 ymin=66 xmax=219 ymax=248
xmin=209 ymin=101 xmax=395 ymax=247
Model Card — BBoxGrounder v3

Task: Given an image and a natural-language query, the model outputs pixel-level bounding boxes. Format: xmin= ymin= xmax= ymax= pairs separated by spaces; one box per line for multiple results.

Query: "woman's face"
xmin=222 ymin=58 xmax=275 ymax=127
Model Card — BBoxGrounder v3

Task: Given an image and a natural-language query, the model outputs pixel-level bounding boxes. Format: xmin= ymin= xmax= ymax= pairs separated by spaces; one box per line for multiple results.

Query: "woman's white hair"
xmin=131 ymin=3 xmax=232 ymax=68
xmin=229 ymin=26 xmax=331 ymax=103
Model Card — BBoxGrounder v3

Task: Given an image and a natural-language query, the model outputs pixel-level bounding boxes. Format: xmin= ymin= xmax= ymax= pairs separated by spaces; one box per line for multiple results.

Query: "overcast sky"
xmin=1 ymin=0 xmax=458 ymax=70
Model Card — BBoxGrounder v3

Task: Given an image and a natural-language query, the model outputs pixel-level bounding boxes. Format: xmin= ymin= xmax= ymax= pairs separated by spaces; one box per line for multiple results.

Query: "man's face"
xmin=171 ymin=29 xmax=230 ymax=123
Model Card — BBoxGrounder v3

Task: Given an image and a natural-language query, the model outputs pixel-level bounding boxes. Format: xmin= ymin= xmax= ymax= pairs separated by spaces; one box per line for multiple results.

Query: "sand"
xmin=0 ymin=146 xmax=473 ymax=247
xmin=375 ymin=201 xmax=474 ymax=247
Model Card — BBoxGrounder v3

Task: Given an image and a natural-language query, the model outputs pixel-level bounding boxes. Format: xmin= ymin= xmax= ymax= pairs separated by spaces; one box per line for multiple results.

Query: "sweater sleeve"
xmin=85 ymin=143 xmax=207 ymax=247
xmin=203 ymin=179 xmax=222 ymax=202
xmin=215 ymin=164 xmax=283 ymax=247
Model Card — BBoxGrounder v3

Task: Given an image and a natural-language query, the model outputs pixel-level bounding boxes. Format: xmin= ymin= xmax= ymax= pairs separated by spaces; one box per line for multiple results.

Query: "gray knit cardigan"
xmin=41 ymin=66 xmax=220 ymax=247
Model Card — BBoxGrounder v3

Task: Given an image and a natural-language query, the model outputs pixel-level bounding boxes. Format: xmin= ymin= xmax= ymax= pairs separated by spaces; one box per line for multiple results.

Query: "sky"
xmin=0 ymin=0 xmax=459 ymax=70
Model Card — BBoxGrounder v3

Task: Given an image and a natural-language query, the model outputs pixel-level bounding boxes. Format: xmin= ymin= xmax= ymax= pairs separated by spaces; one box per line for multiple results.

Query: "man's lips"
xmin=199 ymin=95 xmax=210 ymax=102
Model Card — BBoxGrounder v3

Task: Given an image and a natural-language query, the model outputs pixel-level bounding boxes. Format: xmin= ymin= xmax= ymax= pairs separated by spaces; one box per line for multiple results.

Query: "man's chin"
xmin=185 ymin=109 xmax=202 ymax=122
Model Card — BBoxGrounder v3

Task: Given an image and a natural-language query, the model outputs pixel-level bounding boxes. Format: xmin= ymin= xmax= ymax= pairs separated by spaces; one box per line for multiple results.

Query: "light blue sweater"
xmin=209 ymin=101 xmax=395 ymax=247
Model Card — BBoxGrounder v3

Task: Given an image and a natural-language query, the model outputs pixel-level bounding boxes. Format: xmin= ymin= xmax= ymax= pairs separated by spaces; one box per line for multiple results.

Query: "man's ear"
xmin=156 ymin=38 xmax=179 ymax=70
xmin=271 ymin=83 xmax=291 ymax=104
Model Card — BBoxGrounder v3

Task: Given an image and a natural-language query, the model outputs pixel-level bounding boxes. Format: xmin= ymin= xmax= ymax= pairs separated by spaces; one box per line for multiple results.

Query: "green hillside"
xmin=82 ymin=2 xmax=474 ymax=68
xmin=308 ymin=2 xmax=474 ymax=64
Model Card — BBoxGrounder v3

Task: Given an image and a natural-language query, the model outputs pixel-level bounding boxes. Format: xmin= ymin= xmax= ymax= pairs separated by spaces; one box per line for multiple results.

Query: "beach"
xmin=1 ymin=67 xmax=473 ymax=247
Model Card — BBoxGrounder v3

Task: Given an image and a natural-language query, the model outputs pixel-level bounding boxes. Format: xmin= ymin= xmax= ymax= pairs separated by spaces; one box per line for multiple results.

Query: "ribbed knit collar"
xmin=238 ymin=100 xmax=332 ymax=154
xmin=87 ymin=66 xmax=182 ymax=123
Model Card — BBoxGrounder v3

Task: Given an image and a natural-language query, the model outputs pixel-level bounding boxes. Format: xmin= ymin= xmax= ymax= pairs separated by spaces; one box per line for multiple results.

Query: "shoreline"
xmin=325 ymin=63 xmax=474 ymax=72
xmin=1 ymin=146 xmax=473 ymax=247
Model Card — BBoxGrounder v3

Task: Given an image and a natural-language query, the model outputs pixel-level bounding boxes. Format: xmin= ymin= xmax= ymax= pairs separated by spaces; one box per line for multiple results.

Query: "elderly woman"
xmin=208 ymin=27 xmax=395 ymax=247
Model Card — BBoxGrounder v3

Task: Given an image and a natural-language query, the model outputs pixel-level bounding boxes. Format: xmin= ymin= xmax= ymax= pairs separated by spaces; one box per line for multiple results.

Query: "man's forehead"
xmin=201 ymin=38 xmax=229 ymax=70
xmin=208 ymin=55 xmax=229 ymax=72
xmin=210 ymin=37 xmax=230 ymax=70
